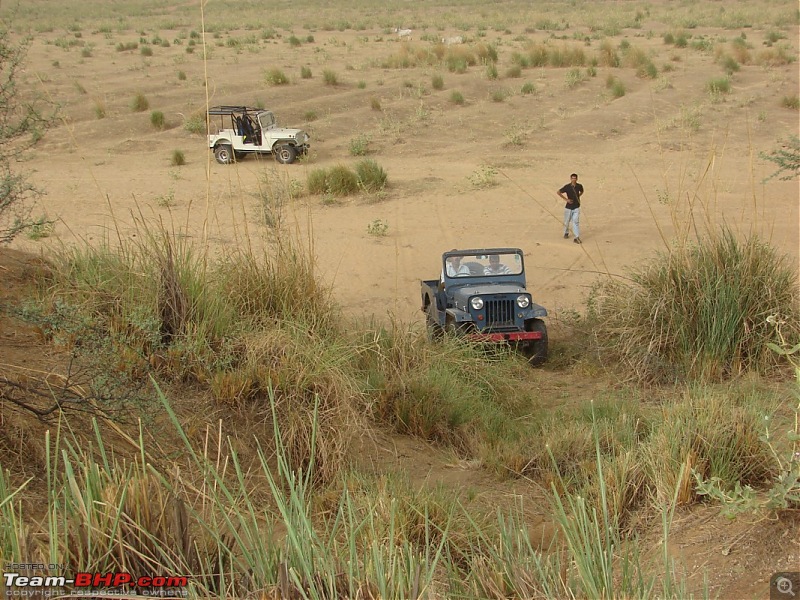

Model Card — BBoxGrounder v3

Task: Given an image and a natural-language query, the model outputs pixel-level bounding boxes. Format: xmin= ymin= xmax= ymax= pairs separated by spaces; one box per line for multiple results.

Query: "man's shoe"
xmin=563 ymin=233 xmax=569 ymax=239
xmin=573 ymin=237 xmax=582 ymax=244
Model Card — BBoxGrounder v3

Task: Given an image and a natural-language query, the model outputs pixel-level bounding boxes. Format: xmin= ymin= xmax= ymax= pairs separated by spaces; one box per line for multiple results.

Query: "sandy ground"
xmin=8 ymin=19 xmax=799 ymax=325
xmin=1 ymin=8 xmax=799 ymax=598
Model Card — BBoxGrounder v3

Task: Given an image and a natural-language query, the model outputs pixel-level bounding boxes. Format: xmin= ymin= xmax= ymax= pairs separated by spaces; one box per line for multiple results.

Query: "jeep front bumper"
xmin=467 ymin=331 xmax=544 ymax=343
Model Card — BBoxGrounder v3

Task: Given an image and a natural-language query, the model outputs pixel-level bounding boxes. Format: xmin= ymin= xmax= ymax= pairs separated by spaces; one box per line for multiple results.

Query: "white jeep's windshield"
xmin=444 ymin=252 xmax=523 ymax=277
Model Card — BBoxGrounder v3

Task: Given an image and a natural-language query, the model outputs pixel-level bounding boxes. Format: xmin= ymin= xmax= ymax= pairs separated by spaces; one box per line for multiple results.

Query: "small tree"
xmin=0 ymin=29 xmax=52 ymax=243
xmin=761 ymin=135 xmax=800 ymax=182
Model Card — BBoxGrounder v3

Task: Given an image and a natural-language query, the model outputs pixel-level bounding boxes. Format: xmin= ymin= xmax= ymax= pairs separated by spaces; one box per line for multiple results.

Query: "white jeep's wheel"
xmin=274 ymin=144 xmax=297 ymax=164
xmin=214 ymin=144 xmax=234 ymax=165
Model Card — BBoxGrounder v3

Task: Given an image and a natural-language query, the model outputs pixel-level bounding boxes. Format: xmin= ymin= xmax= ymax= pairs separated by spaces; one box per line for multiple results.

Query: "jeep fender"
xmin=210 ymin=135 xmax=233 ymax=148
xmin=271 ymin=139 xmax=297 ymax=151
xmin=445 ymin=307 xmax=473 ymax=324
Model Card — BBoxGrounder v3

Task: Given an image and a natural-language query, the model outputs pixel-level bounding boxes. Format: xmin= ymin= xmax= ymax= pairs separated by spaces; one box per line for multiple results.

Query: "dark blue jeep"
xmin=420 ymin=248 xmax=548 ymax=365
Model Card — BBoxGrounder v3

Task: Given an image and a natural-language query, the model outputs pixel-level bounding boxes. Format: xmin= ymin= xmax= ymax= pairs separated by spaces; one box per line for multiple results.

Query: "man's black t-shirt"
xmin=559 ymin=182 xmax=584 ymax=208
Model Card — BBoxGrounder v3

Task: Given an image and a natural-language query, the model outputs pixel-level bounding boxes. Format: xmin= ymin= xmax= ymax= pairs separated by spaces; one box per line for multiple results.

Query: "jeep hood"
xmin=451 ymin=283 xmax=528 ymax=304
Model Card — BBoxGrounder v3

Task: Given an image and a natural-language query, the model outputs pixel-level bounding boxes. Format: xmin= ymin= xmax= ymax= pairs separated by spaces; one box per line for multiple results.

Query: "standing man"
xmin=557 ymin=173 xmax=585 ymax=244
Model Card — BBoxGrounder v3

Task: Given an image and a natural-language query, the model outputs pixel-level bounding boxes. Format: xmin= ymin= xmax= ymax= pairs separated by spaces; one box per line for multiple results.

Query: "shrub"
xmin=170 ymin=150 xmax=185 ymax=166
xmin=306 ymin=165 xmax=359 ymax=197
xmin=720 ymin=55 xmax=740 ymax=74
xmin=781 ymin=95 xmax=800 ymax=110
xmin=707 ymin=76 xmax=731 ymax=95
xmin=449 ymin=90 xmax=465 ymax=105
xmin=431 ymin=73 xmax=444 ymax=90
xmin=608 ymin=77 xmax=626 ymax=98
xmin=140 ymin=45 xmax=153 ymax=57
xmin=131 ymin=92 xmax=149 ymax=112
xmin=300 ymin=66 xmax=312 ymax=79
xmin=585 ymin=227 xmax=799 ymax=382
xmin=504 ymin=64 xmax=522 ymax=78
xmin=326 ymin=165 xmax=359 ymax=196
xmin=177 ymin=70 xmax=186 ymax=81
xmin=307 ymin=168 xmax=328 ymax=195
xmin=355 ymin=159 xmax=387 ymax=191
xmin=288 ymin=35 xmax=301 ymax=47
xmin=184 ymin=113 xmax=206 ymax=134
xmin=485 ymin=64 xmax=498 ymax=80
xmin=520 ymin=81 xmax=535 ymax=95
xmin=265 ymin=68 xmax=289 ymax=85
xmin=322 ymin=69 xmax=338 ymax=85
xmin=366 ymin=219 xmax=389 ymax=236
xmin=150 ymin=110 xmax=166 ymax=130
xmin=369 ymin=97 xmax=381 ymax=111
xmin=349 ymin=134 xmax=370 ymax=156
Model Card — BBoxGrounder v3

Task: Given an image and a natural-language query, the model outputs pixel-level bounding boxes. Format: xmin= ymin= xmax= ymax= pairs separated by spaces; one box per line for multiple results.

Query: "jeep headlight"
xmin=516 ymin=295 xmax=530 ymax=309
xmin=470 ymin=297 xmax=484 ymax=310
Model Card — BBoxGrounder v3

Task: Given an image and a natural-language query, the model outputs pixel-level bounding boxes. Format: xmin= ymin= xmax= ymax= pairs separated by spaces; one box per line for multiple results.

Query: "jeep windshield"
xmin=444 ymin=251 xmax=523 ymax=278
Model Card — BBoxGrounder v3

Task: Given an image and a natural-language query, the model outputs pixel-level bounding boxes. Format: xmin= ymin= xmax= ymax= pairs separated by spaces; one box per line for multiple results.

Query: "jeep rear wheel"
xmin=214 ymin=144 xmax=234 ymax=165
xmin=274 ymin=144 xmax=297 ymax=164
xmin=520 ymin=319 xmax=548 ymax=366
xmin=426 ymin=308 xmax=443 ymax=341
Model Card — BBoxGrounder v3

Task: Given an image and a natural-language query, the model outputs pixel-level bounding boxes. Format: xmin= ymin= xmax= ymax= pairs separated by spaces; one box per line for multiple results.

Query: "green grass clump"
xmin=140 ymin=45 xmax=153 ymax=57
xmin=183 ymin=113 xmax=205 ymax=134
xmin=606 ymin=75 xmax=626 ymax=98
xmin=349 ymin=134 xmax=370 ymax=156
xmin=520 ymin=81 xmax=536 ymax=95
xmin=170 ymin=149 xmax=185 ymax=166
xmin=322 ymin=69 xmax=338 ymax=85
xmin=150 ymin=110 xmax=165 ymax=129
xmin=449 ymin=90 xmax=465 ymax=105
xmin=781 ymin=94 xmax=800 ymax=110
xmin=130 ymin=92 xmax=149 ymax=112
xmin=307 ymin=165 xmax=359 ymax=196
xmin=264 ymin=67 xmax=289 ymax=85
xmin=300 ymin=65 xmax=312 ymax=79
xmin=585 ymin=227 xmax=799 ymax=382
xmin=355 ymin=159 xmax=387 ymax=192
xmin=431 ymin=73 xmax=444 ymax=90
xmin=707 ymin=76 xmax=731 ymax=95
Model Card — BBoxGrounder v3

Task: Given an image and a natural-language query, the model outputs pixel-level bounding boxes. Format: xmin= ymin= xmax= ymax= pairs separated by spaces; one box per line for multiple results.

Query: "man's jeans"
xmin=564 ymin=207 xmax=580 ymax=237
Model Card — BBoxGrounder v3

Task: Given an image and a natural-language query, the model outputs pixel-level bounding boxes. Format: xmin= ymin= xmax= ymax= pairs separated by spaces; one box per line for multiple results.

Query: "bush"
xmin=140 ymin=45 xmax=153 ymax=57
xmin=449 ymin=90 xmax=465 ymax=105
xmin=170 ymin=150 xmax=185 ymax=166
xmin=265 ymin=67 xmax=289 ymax=85
xmin=131 ymin=92 xmax=149 ymax=112
xmin=431 ymin=73 xmax=444 ymax=90
xmin=781 ymin=94 xmax=800 ymax=110
xmin=300 ymin=65 xmax=312 ymax=79
xmin=349 ymin=134 xmax=370 ymax=156
xmin=520 ymin=81 xmax=535 ymax=95
xmin=322 ymin=69 xmax=338 ymax=85
xmin=184 ymin=114 xmax=206 ymax=134
xmin=355 ymin=159 xmax=387 ymax=191
xmin=585 ymin=227 xmax=799 ymax=382
xmin=306 ymin=165 xmax=359 ymax=197
xmin=707 ymin=76 xmax=731 ymax=94
xmin=150 ymin=110 xmax=165 ymax=129
xmin=326 ymin=165 xmax=359 ymax=196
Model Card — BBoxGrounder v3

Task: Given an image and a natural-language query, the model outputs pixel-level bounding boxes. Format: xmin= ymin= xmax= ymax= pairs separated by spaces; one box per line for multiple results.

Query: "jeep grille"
xmin=485 ymin=299 xmax=515 ymax=327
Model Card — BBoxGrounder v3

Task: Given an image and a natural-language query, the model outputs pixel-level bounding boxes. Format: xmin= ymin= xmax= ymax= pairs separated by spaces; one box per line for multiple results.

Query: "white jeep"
xmin=207 ymin=105 xmax=310 ymax=165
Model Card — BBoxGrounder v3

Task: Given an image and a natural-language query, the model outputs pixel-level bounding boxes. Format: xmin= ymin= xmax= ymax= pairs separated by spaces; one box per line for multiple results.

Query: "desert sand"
xmin=7 ymin=5 xmax=798 ymax=326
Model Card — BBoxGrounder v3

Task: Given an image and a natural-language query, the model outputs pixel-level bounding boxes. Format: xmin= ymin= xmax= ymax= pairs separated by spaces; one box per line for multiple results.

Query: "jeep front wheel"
xmin=214 ymin=144 xmax=234 ymax=165
xmin=274 ymin=144 xmax=297 ymax=164
xmin=520 ymin=319 xmax=548 ymax=366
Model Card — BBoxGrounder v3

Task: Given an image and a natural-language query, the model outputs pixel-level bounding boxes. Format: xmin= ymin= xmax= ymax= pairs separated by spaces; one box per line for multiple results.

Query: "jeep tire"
xmin=521 ymin=318 xmax=548 ymax=366
xmin=274 ymin=144 xmax=297 ymax=164
xmin=214 ymin=144 xmax=234 ymax=165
